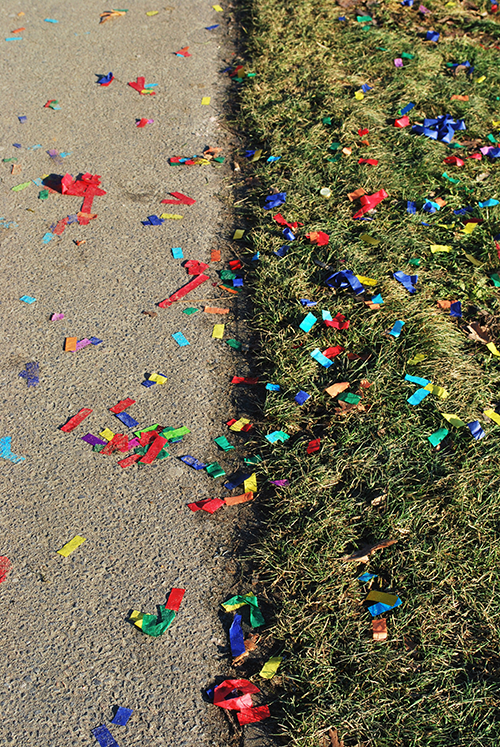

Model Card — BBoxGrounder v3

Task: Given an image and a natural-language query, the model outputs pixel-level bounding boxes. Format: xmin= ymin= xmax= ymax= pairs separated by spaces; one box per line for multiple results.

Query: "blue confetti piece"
xmin=467 ymin=420 xmax=485 ymax=440
xmin=251 ymin=252 xmax=260 ymax=261
xmin=265 ymin=430 xmax=290 ymax=443
xmin=172 ymin=331 xmax=190 ymax=347
xmin=337 ymin=15 xmax=347 ymax=20
xmin=294 ymin=390 xmax=310 ymax=405
xmin=393 ymin=270 xmax=418 ymax=294
xmin=19 ymin=361 xmax=39 ymax=387
xmin=300 ymin=299 xmax=317 ymax=307
xmin=143 ymin=215 xmax=164 ymax=226
xmin=400 ymin=102 xmax=415 ymax=116
xmin=233 ymin=278 xmax=244 ymax=287
xmin=368 ymin=597 xmax=402 ymax=617
xmin=92 ymin=725 xmax=120 ymax=747
xmin=282 ymin=227 xmax=295 ymax=241
xmin=206 ymin=24 xmax=220 ymax=29
xmin=371 ymin=293 xmax=384 ymax=304
xmin=111 ymin=707 xmax=133 ymax=726
xmin=18 ymin=116 xmax=27 ymax=123
xmin=229 ymin=614 xmax=246 ymax=657
xmin=407 ymin=388 xmax=431 ymax=405
xmin=142 ymin=380 xmax=155 ymax=387
xmin=263 ymin=192 xmax=286 ymax=210
xmin=171 ymin=247 xmax=184 ymax=259
xmin=299 ymin=312 xmax=317 ymax=332
xmin=89 ymin=337 xmax=102 ymax=345
xmin=98 ymin=72 xmax=114 ymax=85
xmin=310 ymin=348 xmax=333 ymax=368
xmin=267 ymin=156 xmax=281 ymax=162
xmin=388 ymin=320 xmax=405 ymax=338
xmin=361 ymin=84 xmax=372 ymax=92
xmin=224 ymin=473 xmax=252 ymax=490
xmin=13 ymin=143 xmax=21 ymax=148
xmin=274 ymin=246 xmax=289 ymax=258
xmin=180 ymin=455 xmax=207 ymax=470
xmin=266 ymin=383 xmax=281 ymax=391
xmin=426 ymin=30 xmax=440 ymax=41
xmin=42 ymin=232 xmax=53 ymax=243
xmin=325 ymin=270 xmax=365 ymax=295
xmin=115 ymin=412 xmax=139 ymax=429
xmin=67 ymin=214 xmax=79 ymax=224
xmin=358 ymin=573 xmax=377 ymax=582
xmin=450 ymin=301 xmax=462 ymax=318
xmin=407 ymin=200 xmax=416 ymax=214
xmin=20 ymin=295 xmax=36 ymax=304
xmin=405 ymin=374 xmax=430 ymax=386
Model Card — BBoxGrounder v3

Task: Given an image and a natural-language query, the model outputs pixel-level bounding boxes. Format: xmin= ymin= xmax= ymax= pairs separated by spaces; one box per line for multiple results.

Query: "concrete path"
xmin=0 ymin=2 xmax=245 ymax=744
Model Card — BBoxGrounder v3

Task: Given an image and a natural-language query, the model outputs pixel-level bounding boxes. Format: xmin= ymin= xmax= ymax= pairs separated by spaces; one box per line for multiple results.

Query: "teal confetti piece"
xmin=407 ymin=388 xmax=431 ymax=405
xmin=214 ymin=436 xmax=234 ymax=451
xmin=310 ymin=348 xmax=333 ymax=368
xmin=172 ymin=332 xmax=189 ymax=346
xmin=171 ymin=246 xmax=184 ymax=259
xmin=299 ymin=312 xmax=317 ymax=332
xmin=388 ymin=320 xmax=405 ymax=338
xmin=20 ymin=295 xmax=36 ymax=304
xmin=428 ymin=427 xmax=448 ymax=447
xmin=182 ymin=307 xmax=198 ymax=315
xmin=405 ymin=374 xmax=430 ymax=386
xmin=265 ymin=430 xmax=289 ymax=443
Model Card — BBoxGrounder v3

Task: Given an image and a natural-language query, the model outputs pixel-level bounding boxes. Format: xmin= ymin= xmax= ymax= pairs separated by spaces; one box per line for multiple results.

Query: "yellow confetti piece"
xmin=244 ymin=473 xmax=257 ymax=493
xmin=476 ymin=75 xmax=486 ymax=84
xmin=99 ymin=428 xmax=115 ymax=441
xmin=221 ymin=593 xmax=257 ymax=612
xmin=160 ymin=213 xmax=183 ymax=220
xmin=250 ymin=149 xmax=262 ymax=162
xmin=484 ymin=409 xmax=500 ymax=425
xmin=201 ymin=96 xmax=211 ymax=105
xmin=492 ymin=120 xmax=500 ymax=128
xmin=462 ymin=249 xmax=482 ymax=267
xmin=149 ymin=372 xmax=167 ymax=384
xmin=360 ymin=234 xmax=380 ymax=246
xmin=259 ymin=656 xmax=282 ymax=679
xmin=443 ymin=413 xmax=466 ymax=428
xmin=463 ymin=222 xmax=478 ymax=234
xmin=408 ymin=353 xmax=426 ymax=365
xmin=430 ymin=244 xmax=451 ymax=253
xmin=213 ymin=4 xmax=223 ymax=10
xmin=486 ymin=341 xmax=500 ymax=356
xmin=233 ymin=229 xmax=245 ymax=239
xmin=129 ymin=610 xmax=145 ymax=629
xmin=424 ymin=383 xmax=448 ymax=399
xmin=57 ymin=535 xmax=86 ymax=557
xmin=212 ymin=324 xmax=225 ymax=339
xmin=230 ymin=417 xmax=251 ymax=432
xmin=366 ymin=590 xmax=399 ymax=606
xmin=146 ymin=10 xmax=159 ymax=15
xmin=355 ymin=91 xmax=364 ymax=100
xmin=356 ymin=274 xmax=377 ymax=286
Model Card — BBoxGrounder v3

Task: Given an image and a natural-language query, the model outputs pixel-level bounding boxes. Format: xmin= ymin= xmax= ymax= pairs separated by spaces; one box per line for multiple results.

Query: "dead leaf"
xmin=476 ymin=172 xmax=489 ymax=182
xmin=233 ymin=633 xmax=260 ymax=665
xmin=342 ymin=538 xmax=398 ymax=563
xmin=11 ymin=163 xmax=22 ymax=175
xmin=464 ymin=322 xmax=491 ymax=344
xmin=142 ymin=310 xmax=158 ymax=318
xmin=329 ymin=728 xmax=344 ymax=747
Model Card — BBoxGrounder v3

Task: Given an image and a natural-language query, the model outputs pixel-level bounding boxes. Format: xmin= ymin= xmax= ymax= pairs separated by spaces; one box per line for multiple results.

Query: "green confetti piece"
xmin=206 ymin=461 xmax=226 ymax=478
xmin=11 ymin=181 xmax=31 ymax=192
xmin=226 ymin=339 xmax=242 ymax=350
xmin=139 ymin=606 xmax=176 ymax=637
xmin=2 ymin=157 xmax=17 ymax=163
xmin=39 ymin=189 xmax=49 ymax=200
xmin=155 ymin=448 xmax=170 ymax=460
xmin=182 ymin=307 xmax=198 ymax=315
xmin=133 ymin=424 xmax=160 ymax=437
xmin=491 ymin=273 xmax=500 ymax=287
xmin=161 ymin=426 xmax=191 ymax=440
xmin=133 ymin=446 xmax=149 ymax=456
xmin=357 ymin=15 xmax=372 ymax=21
xmin=338 ymin=392 xmax=361 ymax=404
xmin=329 ymin=142 xmax=341 ymax=151
xmin=214 ymin=436 xmax=235 ymax=451
xmin=401 ymin=52 xmax=414 ymax=59
xmin=93 ymin=444 xmax=106 ymax=452
xmin=409 ymin=258 xmax=421 ymax=266
xmin=322 ymin=117 xmax=332 ymax=125
xmin=221 ymin=594 xmax=265 ymax=628
xmin=244 ymin=455 xmax=263 ymax=465
xmin=213 ymin=156 xmax=225 ymax=163
xmin=442 ymin=172 xmax=460 ymax=184
xmin=488 ymin=134 xmax=498 ymax=144
xmin=220 ymin=270 xmax=236 ymax=280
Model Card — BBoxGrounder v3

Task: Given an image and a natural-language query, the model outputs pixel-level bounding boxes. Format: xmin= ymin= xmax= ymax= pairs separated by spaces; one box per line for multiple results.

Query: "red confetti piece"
xmin=159 ymin=273 xmax=210 ymax=307
xmin=165 ymin=588 xmax=185 ymax=611
xmin=139 ymin=435 xmax=167 ymax=464
xmin=394 ymin=115 xmax=410 ymax=128
xmin=118 ymin=454 xmax=142 ymax=468
xmin=161 ymin=191 xmax=196 ymax=205
xmin=110 ymin=398 xmax=135 ymax=414
xmin=237 ymin=705 xmax=271 ymax=725
xmin=231 ymin=376 xmax=259 ymax=384
xmin=358 ymin=158 xmax=378 ymax=165
xmin=61 ymin=408 xmax=93 ymax=432
xmin=306 ymin=231 xmax=329 ymax=246
xmin=0 ymin=556 xmax=12 ymax=584
xmin=306 ymin=438 xmax=321 ymax=454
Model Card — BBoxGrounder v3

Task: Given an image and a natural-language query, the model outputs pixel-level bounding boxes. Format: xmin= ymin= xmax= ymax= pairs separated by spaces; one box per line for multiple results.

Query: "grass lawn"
xmin=228 ymin=0 xmax=500 ymax=744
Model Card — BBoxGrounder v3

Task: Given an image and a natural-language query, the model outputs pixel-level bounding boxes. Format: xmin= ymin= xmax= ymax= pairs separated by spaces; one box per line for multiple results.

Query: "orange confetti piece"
xmin=225 ymin=492 xmax=254 ymax=506
xmin=325 ymin=382 xmax=350 ymax=398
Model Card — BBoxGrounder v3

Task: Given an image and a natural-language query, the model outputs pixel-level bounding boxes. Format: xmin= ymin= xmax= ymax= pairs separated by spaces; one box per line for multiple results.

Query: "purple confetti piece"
xmin=270 ymin=479 xmax=289 ymax=487
xmin=75 ymin=338 xmax=92 ymax=351
xmin=82 ymin=434 xmax=107 ymax=446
